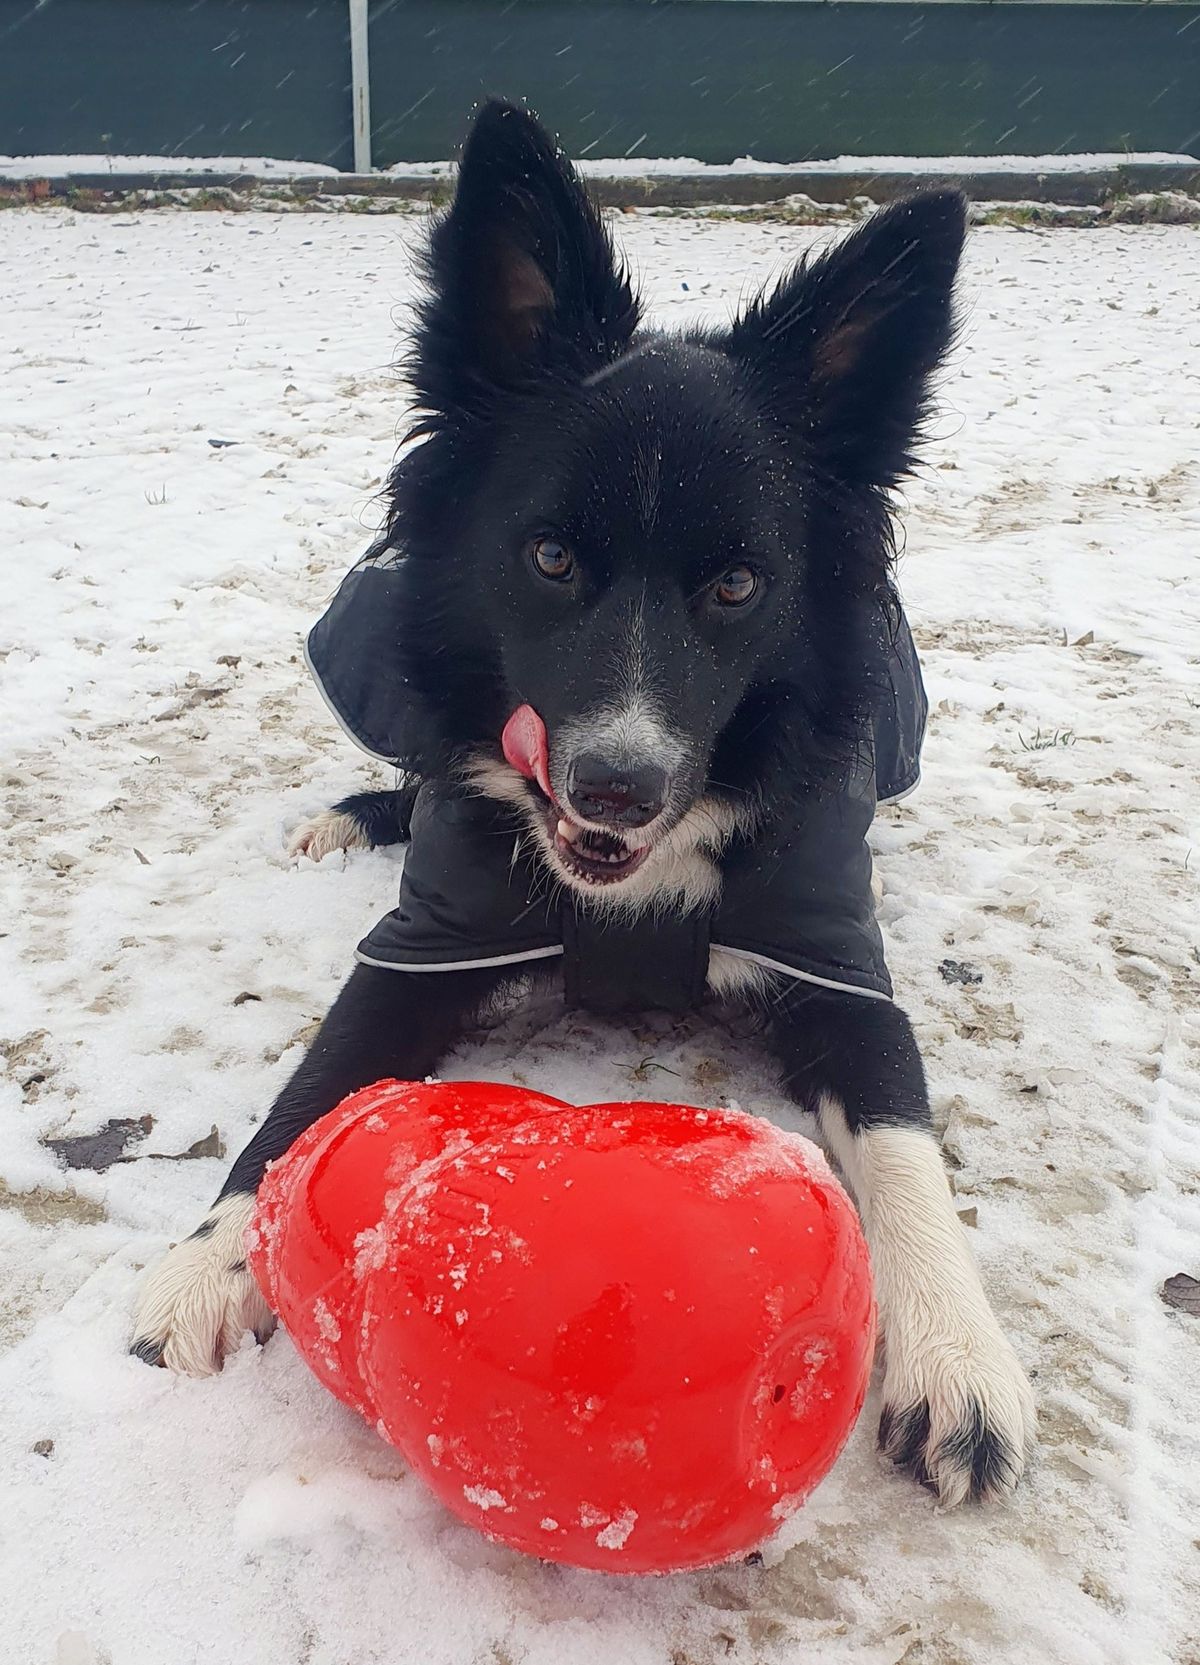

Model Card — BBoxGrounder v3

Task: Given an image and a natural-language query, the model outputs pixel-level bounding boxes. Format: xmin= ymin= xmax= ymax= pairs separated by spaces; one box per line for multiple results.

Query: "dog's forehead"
xmin=581 ymin=336 xmax=736 ymax=403
xmin=564 ymin=338 xmax=771 ymax=534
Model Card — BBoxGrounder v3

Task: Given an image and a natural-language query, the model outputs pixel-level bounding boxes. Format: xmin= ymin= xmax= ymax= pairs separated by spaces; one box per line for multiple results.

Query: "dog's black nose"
xmin=565 ymin=756 xmax=668 ymax=828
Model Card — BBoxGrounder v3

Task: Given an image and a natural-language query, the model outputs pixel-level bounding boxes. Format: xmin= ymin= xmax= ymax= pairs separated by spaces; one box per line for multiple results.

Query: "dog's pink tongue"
xmin=502 ymin=705 xmax=554 ymax=801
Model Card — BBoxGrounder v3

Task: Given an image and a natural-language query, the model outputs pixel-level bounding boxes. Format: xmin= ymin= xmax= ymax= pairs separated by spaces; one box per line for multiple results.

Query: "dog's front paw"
xmin=879 ymin=1322 xmax=1035 ymax=1507
xmin=288 ymin=809 xmax=371 ymax=862
xmin=131 ymin=1194 xmax=275 ymax=1377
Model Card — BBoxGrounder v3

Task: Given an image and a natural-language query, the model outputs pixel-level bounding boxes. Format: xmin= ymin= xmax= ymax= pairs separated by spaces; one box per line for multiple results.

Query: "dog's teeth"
xmin=550 ymin=809 xmax=644 ymax=876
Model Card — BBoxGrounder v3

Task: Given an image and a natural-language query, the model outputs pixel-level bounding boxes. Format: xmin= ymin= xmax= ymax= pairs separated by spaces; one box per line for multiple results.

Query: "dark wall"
xmin=368 ymin=1 xmax=1200 ymax=166
xmin=1 ymin=0 xmax=1197 ymax=169
xmin=0 ymin=0 xmax=354 ymax=169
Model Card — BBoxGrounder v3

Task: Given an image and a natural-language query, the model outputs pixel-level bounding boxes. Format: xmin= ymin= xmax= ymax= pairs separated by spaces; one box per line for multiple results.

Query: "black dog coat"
xmin=306 ymin=551 xmax=926 ymax=1013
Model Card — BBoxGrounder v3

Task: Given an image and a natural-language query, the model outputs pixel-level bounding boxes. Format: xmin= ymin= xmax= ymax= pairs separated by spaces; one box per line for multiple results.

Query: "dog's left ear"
xmin=726 ymin=191 xmax=967 ymax=491
xmin=413 ymin=100 xmax=639 ymax=416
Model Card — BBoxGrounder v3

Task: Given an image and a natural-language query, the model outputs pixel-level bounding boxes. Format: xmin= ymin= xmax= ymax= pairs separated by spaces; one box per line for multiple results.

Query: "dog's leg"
xmin=289 ymin=783 xmax=419 ymax=860
xmin=770 ymin=987 xmax=1035 ymax=1506
xmin=131 ymin=963 xmax=505 ymax=1375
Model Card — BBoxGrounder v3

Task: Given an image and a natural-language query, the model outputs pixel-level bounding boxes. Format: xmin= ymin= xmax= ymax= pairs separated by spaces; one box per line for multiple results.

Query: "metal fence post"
xmin=349 ymin=0 xmax=371 ymax=174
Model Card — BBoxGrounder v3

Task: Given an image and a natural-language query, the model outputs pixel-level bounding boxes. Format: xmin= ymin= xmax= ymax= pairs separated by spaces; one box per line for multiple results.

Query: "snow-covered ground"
xmin=1 ymin=150 xmax=1195 ymax=179
xmin=1 ymin=206 xmax=1198 ymax=1665
xmin=0 ymin=154 xmax=344 ymax=178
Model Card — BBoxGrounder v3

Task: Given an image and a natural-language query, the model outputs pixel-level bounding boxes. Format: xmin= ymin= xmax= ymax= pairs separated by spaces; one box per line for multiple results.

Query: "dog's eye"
xmin=529 ymin=537 xmax=575 ymax=583
xmin=713 ymin=565 xmax=758 ymax=607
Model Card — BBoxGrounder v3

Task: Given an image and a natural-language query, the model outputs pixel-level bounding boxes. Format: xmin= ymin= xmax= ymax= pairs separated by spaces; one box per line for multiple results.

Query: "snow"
xmin=0 ymin=154 xmax=342 ymax=178
xmin=2 ymin=150 xmax=1194 ymax=181
xmin=575 ymin=151 xmax=1200 ymax=179
xmin=595 ymin=1509 xmax=639 ymax=1552
xmin=462 ymin=1485 xmax=510 ymax=1513
xmin=1 ymin=205 xmax=1199 ymax=1665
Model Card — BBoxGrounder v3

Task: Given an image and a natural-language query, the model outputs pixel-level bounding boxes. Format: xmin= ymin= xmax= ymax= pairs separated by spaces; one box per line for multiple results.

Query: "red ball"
xmin=248 ymin=1080 xmax=566 ymax=1415
xmin=249 ymin=1081 xmax=874 ymax=1574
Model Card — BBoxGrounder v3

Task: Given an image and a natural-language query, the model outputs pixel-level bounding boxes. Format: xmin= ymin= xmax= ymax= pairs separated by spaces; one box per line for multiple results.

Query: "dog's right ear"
xmin=412 ymin=101 xmax=639 ymax=417
xmin=725 ymin=191 xmax=966 ymax=495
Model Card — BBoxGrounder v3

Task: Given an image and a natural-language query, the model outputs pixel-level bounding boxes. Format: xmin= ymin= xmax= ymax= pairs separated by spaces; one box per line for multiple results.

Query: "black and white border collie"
xmin=133 ymin=101 xmax=1034 ymax=1509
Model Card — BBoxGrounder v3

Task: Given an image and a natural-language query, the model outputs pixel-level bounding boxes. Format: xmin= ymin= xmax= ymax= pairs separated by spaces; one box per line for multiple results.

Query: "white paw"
xmin=287 ymin=809 xmax=370 ymax=862
xmin=130 ymin=1194 xmax=275 ymax=1377
xmin=823 ymin=1117 xmax=1037 ymax=1508
xmin=878 ymin=1315 xmax=1036 ymax=1507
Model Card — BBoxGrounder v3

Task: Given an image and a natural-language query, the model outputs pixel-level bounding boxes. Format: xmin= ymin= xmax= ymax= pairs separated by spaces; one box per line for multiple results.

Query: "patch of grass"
xmin=628 ymin=1055 xmax=682 ymax=1083
xmin=7 ymin=172 xmax=1192 ymax=227
xmin=653 ymin=193 xmax=1199 ymax=231
xmin=664 ymin=195 xmax=860 ymax=228
xmin=1106 ymin=189 xmax=1200 ymax=225
xmin=0 ymin=180 xmax=52 ymax=208
xmin=65 ymin=186 xmax=108 ymax=211
xmin=968 ymin=191 xmax=1200 ymax=230
xmin=973 ymin=201 xmax=1073 ymax=229
xmin=183 ymin=186 xmax=246 ymax=213
xmin=1018 ymin=726 xmax=1076 ymax=752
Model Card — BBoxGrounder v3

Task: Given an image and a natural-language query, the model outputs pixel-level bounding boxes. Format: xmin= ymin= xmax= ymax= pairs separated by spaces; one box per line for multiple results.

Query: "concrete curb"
xmin=4 ymin=162 xmax=1199 ymax=209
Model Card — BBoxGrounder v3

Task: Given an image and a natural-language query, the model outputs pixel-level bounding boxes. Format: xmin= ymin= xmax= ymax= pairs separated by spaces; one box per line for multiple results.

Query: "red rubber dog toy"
xmin=248 ymin=1080 xmax=874 ymax=1574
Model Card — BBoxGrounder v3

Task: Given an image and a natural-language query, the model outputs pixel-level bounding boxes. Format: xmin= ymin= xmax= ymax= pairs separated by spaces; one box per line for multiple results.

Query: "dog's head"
xmin=388 ymin=101 xmax=964 ymax=905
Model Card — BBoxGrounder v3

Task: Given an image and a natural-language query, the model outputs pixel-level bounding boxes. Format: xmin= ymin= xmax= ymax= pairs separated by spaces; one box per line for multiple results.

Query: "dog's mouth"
xmin=501 ymin=704 xmax=654 ymax=887
xmin=546 ymin=806 xmax=651 ymax=886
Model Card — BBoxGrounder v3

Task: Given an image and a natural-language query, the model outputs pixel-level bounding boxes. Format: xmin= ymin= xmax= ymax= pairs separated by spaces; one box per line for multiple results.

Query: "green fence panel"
xmin=1 ymin=0 xmax=1197 ymax=168
xmin=0 ymin=0 xmax=354 ymax=169
xmin=366 ymin=0 xmax=1200 ymax=165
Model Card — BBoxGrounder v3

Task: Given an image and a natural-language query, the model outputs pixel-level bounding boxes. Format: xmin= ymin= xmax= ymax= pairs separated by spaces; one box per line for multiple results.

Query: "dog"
xmin=132 ymin=100 xmax=1035 ymax=1509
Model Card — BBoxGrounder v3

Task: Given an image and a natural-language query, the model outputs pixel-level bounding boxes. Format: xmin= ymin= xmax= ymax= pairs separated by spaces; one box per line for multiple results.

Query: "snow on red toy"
xmin=248 ymin=1079 xmax=875 ymax=1574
